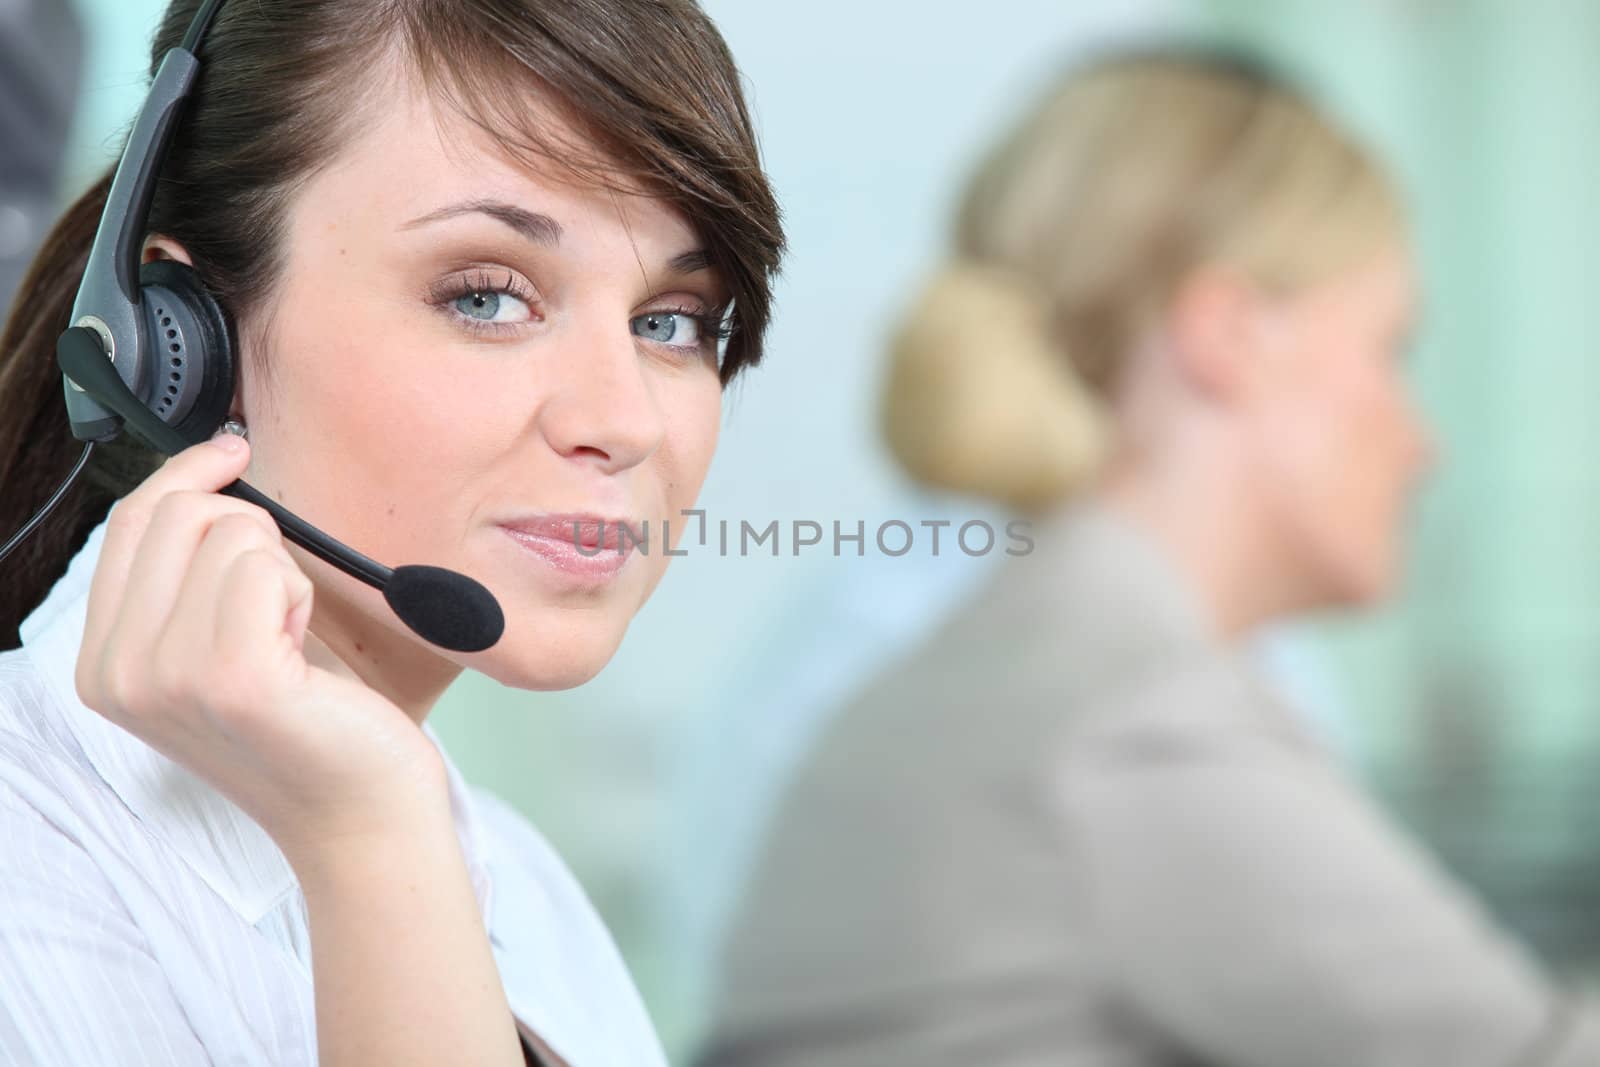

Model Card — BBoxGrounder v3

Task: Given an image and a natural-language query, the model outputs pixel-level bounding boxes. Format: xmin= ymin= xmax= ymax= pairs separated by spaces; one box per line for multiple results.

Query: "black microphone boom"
xmin=57 ymin=326 xmax=505 ymax=653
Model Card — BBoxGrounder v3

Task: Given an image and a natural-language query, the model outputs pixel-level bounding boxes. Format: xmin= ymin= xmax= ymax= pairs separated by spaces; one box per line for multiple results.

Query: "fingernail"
xmin=209 ymin=431 xmax=245 ymax=453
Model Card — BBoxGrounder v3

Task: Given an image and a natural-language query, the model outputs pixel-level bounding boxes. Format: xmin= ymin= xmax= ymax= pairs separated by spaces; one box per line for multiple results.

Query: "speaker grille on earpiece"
xmin=155 ymin=304 xmax=180 ymax=413
xmin=141 ymin=262 xmax=235 ymax=441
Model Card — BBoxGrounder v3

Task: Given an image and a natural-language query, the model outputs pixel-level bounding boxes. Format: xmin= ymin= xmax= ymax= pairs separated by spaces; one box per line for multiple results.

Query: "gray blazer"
xmin=695 ymin=501 xmax=1600 ymax=1067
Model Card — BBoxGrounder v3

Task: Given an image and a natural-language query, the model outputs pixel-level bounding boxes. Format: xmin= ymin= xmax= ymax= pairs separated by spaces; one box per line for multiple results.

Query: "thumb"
xmin=284 ymin=571 xmax=315 ymax=653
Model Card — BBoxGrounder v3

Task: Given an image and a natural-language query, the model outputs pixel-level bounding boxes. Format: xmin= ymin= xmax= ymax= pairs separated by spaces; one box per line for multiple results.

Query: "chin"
xmin=476 ymin=649 xmax=614 ymax=692
xmin=1336 ymin=573 xmax=1391 ymax=610
xmin=1321 ymin=543 xmax=1401 ymax=610
xmin=469 ymin=613 xmax=630 ymax=691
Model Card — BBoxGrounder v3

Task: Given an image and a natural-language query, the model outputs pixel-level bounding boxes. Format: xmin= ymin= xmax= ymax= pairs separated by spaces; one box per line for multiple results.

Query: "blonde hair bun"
xmin=880 ymin=261 xmax=1108 ymax=511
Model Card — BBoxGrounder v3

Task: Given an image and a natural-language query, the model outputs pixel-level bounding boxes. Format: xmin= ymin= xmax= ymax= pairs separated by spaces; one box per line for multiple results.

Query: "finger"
xmin=81 ymin=436 xmax=250 ymax=671
xmin=209 ymin=548 xmax=317 ymax=712
xmin=154 ymin=510 xmax=298 ymax=672
xmin=91 ymin=493 xmax=278 ymax=717
xmin=112 ymin=490 xmax=279 ymax=650
xmin=90 ymin=435 xmax=250 ymax=599
xmin=284 ymin=567 xmax=316 ymax=654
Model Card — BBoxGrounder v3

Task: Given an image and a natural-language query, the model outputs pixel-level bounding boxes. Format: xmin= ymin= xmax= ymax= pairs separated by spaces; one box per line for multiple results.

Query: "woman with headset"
xmin=692 ymin=50 xmax=1600 ymax=1066
xmin=0 ymin=0 xmax=782 ymax=1064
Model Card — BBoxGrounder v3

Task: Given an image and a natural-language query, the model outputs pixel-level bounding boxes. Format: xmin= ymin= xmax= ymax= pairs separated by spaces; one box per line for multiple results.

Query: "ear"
xmin=1164 ymin=264 xmax=1268 ymax=406
xmin=140 ymin=235 xmax=195 ymax=268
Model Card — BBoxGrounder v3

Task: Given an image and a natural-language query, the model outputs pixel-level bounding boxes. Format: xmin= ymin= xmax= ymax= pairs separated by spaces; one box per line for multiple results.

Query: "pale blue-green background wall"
xmin=45 ymin=0 xmax=1600 ymax=1058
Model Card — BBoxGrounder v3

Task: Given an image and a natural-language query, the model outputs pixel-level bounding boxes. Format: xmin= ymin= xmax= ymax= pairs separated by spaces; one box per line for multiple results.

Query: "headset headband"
xmin=62 ymin=0 xmax=228 ymax=442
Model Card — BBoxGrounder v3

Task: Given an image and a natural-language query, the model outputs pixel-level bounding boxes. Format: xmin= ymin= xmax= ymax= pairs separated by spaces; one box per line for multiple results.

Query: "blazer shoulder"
xmin=1063 ymin=650 xmax=1325 ymax=769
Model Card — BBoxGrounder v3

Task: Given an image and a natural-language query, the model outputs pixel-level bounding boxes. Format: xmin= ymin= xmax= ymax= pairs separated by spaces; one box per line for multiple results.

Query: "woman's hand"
xmin=73 ymin=435 xmax=527 ymax=1066
xmin=73 ymin=433 xmax=448 ymax=867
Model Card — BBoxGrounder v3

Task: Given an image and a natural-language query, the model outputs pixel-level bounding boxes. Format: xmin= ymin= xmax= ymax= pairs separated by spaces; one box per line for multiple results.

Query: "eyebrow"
xmin=666 ymin=249 xmax=713 ymax=276
xmin=401 ymin=198 xmax=715 ymax=281
xmin=399 ymin=199 xmax=563 ymax=246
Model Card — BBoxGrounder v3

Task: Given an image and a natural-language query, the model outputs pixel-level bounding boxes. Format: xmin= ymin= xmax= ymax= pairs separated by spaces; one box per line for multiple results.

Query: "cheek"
xmin=656 ymin=373 xmax=723 ymax=512
xmin=248 ymin=286 xmax=495 ymax=556
xmin=1258 ymin=357 xmax=1416 ymax=589
xmin=1319 ymin=369 xmax=1419 ymax=508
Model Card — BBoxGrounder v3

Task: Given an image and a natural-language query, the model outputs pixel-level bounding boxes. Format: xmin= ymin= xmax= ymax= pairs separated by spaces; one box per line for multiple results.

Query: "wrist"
xmin=275 ymin=758 xmax=456 ymax=883
xmin=285 ymin=798 xmax=461 ymax=898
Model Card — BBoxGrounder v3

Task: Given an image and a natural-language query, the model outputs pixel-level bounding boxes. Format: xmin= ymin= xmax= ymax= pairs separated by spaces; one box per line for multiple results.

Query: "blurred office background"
xmin=13 ymin=0 xmax=1600 ymax=1057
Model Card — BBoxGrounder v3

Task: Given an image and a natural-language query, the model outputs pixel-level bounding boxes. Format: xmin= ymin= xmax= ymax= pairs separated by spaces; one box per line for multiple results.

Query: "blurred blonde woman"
xmin=694 ymin=47 xmax=1600 ymax=1067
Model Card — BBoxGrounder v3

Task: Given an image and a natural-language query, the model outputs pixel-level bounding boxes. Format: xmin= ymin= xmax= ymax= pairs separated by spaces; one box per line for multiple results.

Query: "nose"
xmin=536 ymin=316 xmax=666 ymax=474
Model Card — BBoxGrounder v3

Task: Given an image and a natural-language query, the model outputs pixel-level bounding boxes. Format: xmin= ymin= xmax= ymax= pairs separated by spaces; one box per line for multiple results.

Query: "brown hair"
xmin=0 ymin=0 xmax=785 ymax=648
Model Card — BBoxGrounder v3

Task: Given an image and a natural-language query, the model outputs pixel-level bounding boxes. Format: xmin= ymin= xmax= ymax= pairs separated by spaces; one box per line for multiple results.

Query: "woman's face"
xmin=1248 ymin=241 xmax=1433 ymax=609
xmin=228 ymin=75 xmax=728 ymax=698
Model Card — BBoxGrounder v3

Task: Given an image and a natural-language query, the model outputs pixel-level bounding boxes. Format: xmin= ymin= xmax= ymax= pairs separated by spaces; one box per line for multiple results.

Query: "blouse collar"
xmin=18 ymin=518 xmax=492 ymax=924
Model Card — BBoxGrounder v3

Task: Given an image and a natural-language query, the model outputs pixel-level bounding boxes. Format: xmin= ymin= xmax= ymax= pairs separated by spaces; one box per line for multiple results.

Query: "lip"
xmin=497 ymin=513 xmax=639 ymax=583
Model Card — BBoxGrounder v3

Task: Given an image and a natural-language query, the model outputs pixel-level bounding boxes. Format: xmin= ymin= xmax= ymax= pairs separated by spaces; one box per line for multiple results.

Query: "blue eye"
xmin=427 ymin=268 xmax=538 ymax=335
xmin=632 ymin=311 xmax=702 ymax=348
xmin=453 ymin=289 xmax=531 ymax=325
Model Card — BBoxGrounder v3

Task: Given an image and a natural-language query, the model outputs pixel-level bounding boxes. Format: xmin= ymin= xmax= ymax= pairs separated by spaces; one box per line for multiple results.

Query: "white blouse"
xmin=0 ymin=518 xmax=668 ymax=1066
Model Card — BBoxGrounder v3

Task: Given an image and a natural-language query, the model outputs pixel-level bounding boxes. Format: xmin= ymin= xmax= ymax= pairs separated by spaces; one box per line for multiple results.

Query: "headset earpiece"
xmin=137 ymin=258 xmax=235 ymax=445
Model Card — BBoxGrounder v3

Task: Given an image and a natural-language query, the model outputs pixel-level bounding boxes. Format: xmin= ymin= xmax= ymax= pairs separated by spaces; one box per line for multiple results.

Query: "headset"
xmin=3 ymin=0 xmax=504 ymax=653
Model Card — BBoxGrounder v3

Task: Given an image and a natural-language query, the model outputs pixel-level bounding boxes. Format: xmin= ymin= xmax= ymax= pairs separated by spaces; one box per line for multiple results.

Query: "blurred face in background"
xmin=903 ymin=56 xmax=1427 ymax=621
xmin=1243 ymin=241 xmax=1432 ymax=608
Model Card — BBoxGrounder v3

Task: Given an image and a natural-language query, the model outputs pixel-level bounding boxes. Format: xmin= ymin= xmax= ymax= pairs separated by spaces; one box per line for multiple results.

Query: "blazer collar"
xmin=1019 ymin=495 xmax=1218 ymax=660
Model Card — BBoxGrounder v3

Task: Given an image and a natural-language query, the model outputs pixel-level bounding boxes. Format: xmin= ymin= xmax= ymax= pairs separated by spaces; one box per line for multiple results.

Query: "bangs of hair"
xmin=394 ymin=0 xmax=785 ymax=383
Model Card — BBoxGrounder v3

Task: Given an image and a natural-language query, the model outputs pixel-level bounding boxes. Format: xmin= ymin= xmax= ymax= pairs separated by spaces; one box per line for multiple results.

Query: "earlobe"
xmin=139 ymin=235 xmax=196 ymax=268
